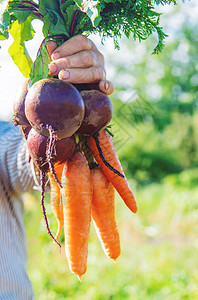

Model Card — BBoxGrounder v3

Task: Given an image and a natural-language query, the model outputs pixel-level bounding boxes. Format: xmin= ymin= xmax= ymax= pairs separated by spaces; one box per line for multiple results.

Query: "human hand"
xmin=47 ymin=35 xmax=114 ymax=95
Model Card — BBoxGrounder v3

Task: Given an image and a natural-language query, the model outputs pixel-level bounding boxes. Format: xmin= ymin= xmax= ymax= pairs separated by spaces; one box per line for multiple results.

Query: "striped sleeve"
xmin=0 ymin=122 xmax=37 ymax=199
xmin=0 ymin=122 xmax=35 ymax=299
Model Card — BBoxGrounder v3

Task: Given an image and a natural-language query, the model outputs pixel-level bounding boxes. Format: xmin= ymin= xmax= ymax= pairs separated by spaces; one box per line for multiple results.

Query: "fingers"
xmin=48 ymin=50 xmax=104 ymax=76
xmin=58 ymin=67 xmax=106 ymax=84
xmin=46 ymin=40 xmax=58 ymax=59
xmin=51 ymin=35 xmax=96 ymax=60
xmin=47 ymin=35 xmax=114 ymax=95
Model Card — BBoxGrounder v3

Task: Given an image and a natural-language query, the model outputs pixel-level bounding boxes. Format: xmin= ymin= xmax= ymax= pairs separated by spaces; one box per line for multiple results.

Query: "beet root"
xmin=27 ymin=128 xmax=75 ymax=172
xmin=25 ymin=78 xmax=85 ymax=139
xmin=18 ymin=125 xmax=32 ymax=140
xmin=77 ymin=90 xmax=113 ymax=136
xmin=13 ymin=78 xmax=30 ymax=127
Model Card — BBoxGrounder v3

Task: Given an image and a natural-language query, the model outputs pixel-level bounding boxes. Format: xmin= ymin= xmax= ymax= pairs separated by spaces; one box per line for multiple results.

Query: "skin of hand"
xmin=47 ymin=35 xmax=114 ymax=95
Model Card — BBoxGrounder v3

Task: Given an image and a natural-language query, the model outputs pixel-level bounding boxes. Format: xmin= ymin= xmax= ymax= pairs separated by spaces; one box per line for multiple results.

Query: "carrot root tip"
xmin=77 ymin=275 xmax=83 ymax=282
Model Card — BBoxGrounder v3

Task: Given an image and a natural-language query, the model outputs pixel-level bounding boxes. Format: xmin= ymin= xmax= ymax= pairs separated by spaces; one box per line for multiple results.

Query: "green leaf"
xmin=39 ymin=0 xmax=61 ymax=17
xmin=7 ymin=0 xmax=42 ymax=22
xmin=62 ymin=2 xmax=78 ymax=35
xmin=0 ymin=10 xmax=10 ymax=40
xmin=73 ymin=0 xmax=82 ymax=7
xmin=0 ymin=29 xmax=9 ymax=40
xmin=11 ymin=10 xmax=34 ymax=23
xmin=1 ymin=10 xmax=10 ymax=28
xmin=42 ymin=10 xmax=69 ymax=37
xmin=8 ymin=17 xmax=35 ymax=77
xmin=74 ymin=0 xmax=99 ymax=26
xmin=29 ymin=37 xmax=52 ymax=86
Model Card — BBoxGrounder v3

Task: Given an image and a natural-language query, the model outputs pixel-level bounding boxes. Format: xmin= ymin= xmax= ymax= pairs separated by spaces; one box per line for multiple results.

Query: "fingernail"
xmin=105 ymin=82 xmax=109 ymax=90
xmin=49 ymin=63 xmax=57 ymax=74
xmin=52 ymin=52 xmax=60 ymax=60
xmin=61 ymin=70 xmax=70 ymax=80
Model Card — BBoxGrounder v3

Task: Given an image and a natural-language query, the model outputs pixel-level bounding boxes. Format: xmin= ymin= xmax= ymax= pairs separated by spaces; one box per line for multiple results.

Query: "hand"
xmin=47 ymin=35 xmax=114 ymax=95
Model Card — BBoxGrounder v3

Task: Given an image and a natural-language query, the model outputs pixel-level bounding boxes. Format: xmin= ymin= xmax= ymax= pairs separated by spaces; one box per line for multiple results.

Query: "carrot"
xmin=61 ymin=151 xmax=92 ymax=281
xmin=87 ymin=129 xmax=137 ymax=213
xmin=48 ymin=163 xmax=64 ymax=241
xmin=91 ymin=166 xmax=121 ymax=261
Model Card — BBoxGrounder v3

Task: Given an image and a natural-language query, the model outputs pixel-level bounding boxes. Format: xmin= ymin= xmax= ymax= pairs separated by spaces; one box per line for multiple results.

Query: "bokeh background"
xmin=1 ymin=0 xmax=198 ymax=299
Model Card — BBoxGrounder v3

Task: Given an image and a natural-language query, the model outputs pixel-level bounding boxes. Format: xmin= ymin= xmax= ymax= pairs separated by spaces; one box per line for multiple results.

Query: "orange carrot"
xmin=48 ymin=163 xmax=64 ymax=241
xmin=61 ymin=151 xmax=92 ymax=280
xmin=91 ymin=166 xmax=121 ymax=261
xmin=87 ymin=129 xmax=137 ymax=213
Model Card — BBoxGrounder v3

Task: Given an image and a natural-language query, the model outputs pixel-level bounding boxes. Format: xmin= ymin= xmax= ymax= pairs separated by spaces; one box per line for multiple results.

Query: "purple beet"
xmin=13 ymin=78 xmax=30 ymax=127
xmin=18 ymin=125 xmax=31 ymax=140
xmin=27 ymin=128 xmax=75 ymax=172
xmin=25 ymin=78 xmax=85 ymax=139
xmin=77 ymin=90 xmax=113 ymax=136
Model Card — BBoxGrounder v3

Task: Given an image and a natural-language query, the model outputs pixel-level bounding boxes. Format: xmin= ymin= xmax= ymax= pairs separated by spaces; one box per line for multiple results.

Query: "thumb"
xmin=99 ymin=80 xmax=114 ymax=95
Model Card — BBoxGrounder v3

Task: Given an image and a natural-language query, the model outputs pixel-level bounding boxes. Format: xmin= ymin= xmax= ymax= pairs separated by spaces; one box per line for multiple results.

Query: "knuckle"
xmin=98 ymin=52 xmax=105 ymax=66
xmin=92 ymin=67 xmax=105 ymax=82
xmin=81 ymin=51 xmax=95 ymax=67
xmin=62 ymin=57 xmax=71 ymax=68
xmin=76 ymin=35 xmax=90 ymax=50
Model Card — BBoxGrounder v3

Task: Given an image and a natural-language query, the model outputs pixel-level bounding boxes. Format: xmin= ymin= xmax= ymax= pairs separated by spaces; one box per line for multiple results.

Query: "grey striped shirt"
xmin=0 ymin=122 xmax=36 ymax=300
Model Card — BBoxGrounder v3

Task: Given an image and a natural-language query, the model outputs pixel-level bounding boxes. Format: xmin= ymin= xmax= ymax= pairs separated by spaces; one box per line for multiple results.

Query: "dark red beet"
xmin=13 ymin=78 xmax=30 ymax=126
xmin=18 ymin=125 xmax=31 ymax=140
xmin=25 ymin=78 xmax=85 ymax=139
xmin=77 ymin=90 xmax=113 ymax=136
xmin=27 ymin=128 xmax=75 ymax=172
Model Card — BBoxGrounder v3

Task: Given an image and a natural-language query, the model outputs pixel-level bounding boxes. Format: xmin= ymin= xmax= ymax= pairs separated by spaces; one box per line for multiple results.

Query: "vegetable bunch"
xmin=2 ymin=0 xmax=176 ymax=281
xmin=14 ymin=75 xmax=137 ymax=279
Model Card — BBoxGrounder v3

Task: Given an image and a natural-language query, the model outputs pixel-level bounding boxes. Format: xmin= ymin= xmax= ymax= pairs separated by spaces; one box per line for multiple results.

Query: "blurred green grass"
xmin=24 ymin=168 xmax=198 ymax=300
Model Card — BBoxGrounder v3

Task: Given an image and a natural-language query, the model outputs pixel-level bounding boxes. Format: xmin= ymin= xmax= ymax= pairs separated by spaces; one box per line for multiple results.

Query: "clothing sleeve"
xmin=0 ymin=122 xmax=36 ymax=300
xmin=0 ymin=122 xmax=38 ymax=199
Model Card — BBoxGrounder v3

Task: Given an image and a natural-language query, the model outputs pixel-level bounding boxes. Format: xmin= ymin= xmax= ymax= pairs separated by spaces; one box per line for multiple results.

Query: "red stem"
xmin=15 ymin=0 xmax=39 ymax=9
xmin=69 ymin=10 xmax=80 ymax=37
xmin=9 ymin=5 xmax=43 ymax=18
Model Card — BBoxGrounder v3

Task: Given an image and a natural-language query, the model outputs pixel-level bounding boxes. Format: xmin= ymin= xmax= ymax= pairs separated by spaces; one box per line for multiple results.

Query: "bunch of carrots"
xmin=48 ymin=129 xmax=137 ymax=281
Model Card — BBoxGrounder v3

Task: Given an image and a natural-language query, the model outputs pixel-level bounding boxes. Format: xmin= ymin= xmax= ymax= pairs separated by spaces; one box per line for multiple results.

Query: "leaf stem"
xmin=69 ymin=9 xmax=80 ymax=37
xmin=15 ymin=0 xmax=39 ymax=9
xmin=12 ymin=7 xmax=43 ymax=18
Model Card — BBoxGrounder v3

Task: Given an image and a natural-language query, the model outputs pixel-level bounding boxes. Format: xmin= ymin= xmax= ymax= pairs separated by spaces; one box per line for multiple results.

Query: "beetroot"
xmin=18 ymin=125 xmax=31 ymax=140
xmin=25 ymin=78 xmax=85 ymax=139
xmin=77 ymin=90 xmax=113 ymax=136
xmin=27 ymin=128 xmax=75 ymax=172
xmin=13 ymin=78 xmax=30 ymax=127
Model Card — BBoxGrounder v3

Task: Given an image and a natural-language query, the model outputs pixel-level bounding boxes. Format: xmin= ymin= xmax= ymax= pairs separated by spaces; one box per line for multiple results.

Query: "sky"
xmin=0 ymin=0 xmax=197 ymax=121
